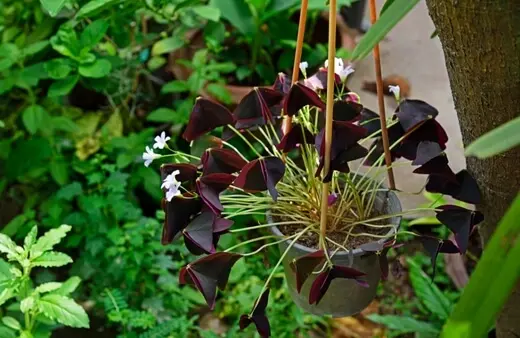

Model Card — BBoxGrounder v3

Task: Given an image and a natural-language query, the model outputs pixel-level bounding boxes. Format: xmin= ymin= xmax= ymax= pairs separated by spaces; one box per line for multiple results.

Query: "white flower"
xmin=324 ymin=57 xmax=344 ymax=71
xmin=142 ymin=146 xmax=161 ymax=167
xmin=153 ymin=131 xmax=171 ymax=150
xmin=165 ymin=185 xmax=181 ymax=202
xmin=299 ymin=61 xmax=309 ymax=78
xmin=324 ymin=58 xmax=354 ymax=82
xmin=338 ymin=64 xmax=355 ymax=82
xmin=388 ymin=85 xmax=401 ymax=101
xmin=161 ymin=170 xmax=181 ymax=190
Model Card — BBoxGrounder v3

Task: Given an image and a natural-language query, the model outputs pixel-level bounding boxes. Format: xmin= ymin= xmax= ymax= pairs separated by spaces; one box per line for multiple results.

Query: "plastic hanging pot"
xmin=268 ymin=181 xmax=401 ymax=317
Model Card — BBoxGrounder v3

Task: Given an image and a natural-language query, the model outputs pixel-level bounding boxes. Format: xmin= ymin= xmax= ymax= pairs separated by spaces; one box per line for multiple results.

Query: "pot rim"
xmin=268 ymin=188 xmax=402 ymax=257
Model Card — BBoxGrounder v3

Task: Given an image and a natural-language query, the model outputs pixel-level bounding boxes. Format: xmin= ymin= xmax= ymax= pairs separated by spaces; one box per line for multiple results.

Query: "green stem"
xmin=224 ymin=235 xmax=282 ymax=253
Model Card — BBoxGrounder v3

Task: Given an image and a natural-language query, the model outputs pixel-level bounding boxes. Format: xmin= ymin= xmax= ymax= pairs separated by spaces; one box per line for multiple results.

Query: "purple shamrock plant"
xmin=142 ymin=58 xmax=483 ymax=336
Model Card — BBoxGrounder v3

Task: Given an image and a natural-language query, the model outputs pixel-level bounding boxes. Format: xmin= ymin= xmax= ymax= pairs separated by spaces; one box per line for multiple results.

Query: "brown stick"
xmin=368 ymin=0 xmax=396 ymax=190
xmin=319 ymin=0 xmax=337 ymax=241
xmin=282 ymin=0 xmax=309 ymax=135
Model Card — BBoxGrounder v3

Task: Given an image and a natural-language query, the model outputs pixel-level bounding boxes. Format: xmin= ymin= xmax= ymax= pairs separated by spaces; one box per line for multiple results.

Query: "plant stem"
xmin=283 ymin=0 xmax=309 ymax=135
xmin=319 ymin=0 xmax=337 ymax=247
xmin=368 ymin=0 xmax=396 ymax=189
xmin=224 ymin=235 xmax=282 ymax=253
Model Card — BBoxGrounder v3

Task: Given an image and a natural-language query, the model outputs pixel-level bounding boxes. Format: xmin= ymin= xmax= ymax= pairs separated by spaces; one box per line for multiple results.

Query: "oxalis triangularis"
xmin=142 ymin=1 xmax=483 ymax=336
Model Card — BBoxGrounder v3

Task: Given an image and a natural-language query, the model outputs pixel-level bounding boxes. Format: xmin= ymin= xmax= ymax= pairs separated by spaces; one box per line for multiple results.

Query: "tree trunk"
xmin=425 ymin=1 xmax=520 ymax=336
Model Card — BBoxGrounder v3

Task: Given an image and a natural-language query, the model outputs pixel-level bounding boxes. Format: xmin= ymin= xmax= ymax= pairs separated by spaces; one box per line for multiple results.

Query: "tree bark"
xmin=425 ymin=1 xmax=520 ymax=336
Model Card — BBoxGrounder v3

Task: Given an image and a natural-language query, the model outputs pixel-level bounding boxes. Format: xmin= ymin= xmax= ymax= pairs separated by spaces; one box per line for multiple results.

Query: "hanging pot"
xmin=268 ymin=181 xmax=401 ymax=317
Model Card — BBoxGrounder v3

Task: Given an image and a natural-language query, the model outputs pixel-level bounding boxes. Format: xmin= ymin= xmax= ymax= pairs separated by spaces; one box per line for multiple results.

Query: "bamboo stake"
xmin=369 ymin=0 xmax=396 ymax=189
xmin=283 ymin=0 xmax=309 ymax=135
xmin=319 ymin=0 xmax=337 ymax=241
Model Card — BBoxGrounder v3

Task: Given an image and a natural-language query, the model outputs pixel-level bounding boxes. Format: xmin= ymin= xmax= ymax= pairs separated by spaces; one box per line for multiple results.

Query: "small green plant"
xmin=0 ymin=225 xmax=89 ymax=337
xmin=369 ymin=258 xmax=457 ymax=338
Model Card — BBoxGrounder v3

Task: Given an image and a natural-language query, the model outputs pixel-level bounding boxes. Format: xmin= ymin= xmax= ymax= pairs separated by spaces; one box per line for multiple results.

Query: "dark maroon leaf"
xmin=309 ymin=265 xmax=367 ymax=305
xmin=426 ymin=169 xmax=481 ymax=205
xmin=359 ymin=241 xmax=400 ymax=280
xmin=179 ymin=252 xmax=242 ymax=309
xmin=160 ymin=163 xmax=198 ymax=184
xmin=196 ymin=173 xmax=234 ymax=214
xmin=162 ymin=195 xmax=202 ymax=244
xmin=183 ymin=212 xmax=216 ymax=254
xmin=396 ymin=99 xmax=439 ymax=132
xmin=201 ymin=148 xmax=247 ymax=175
xmin=239 ymin=289 xmax=270 ymax=338
xmin=420 ymin=237 xmax=460 ymax=278
xmin=436 ymin=205 xmax=484 ymax=253
xmin=213 ymin=217 xmax=234 ymax=233
xmin=283 ymin=83 xmax=325 ymax=117
xmin=364 ymin=123 xmax=404 ymax=166
xmin=397 ymin=120 xmax=448 ymax=161
xmin=332 ymin=101 xmax=363 ymax=122
xmin=360 ymin=108 xmax=381 ymax=135
xmin=452 ymin=170 xmax=482 ymax=204
xmin=289 ymin=250 xmax=325 ymax=293
xmin=276 ymin=125 xmax=314 ymax=152
xmin=233 ymin=157 xmax=285 ymax=200
xmin=183 ymin=98 xmax=234 ymax=141
xmin=273 ymin=72 xmax=291 ymax=94
xmin=413 ymin=155 xmax=456 ymax=180
xmin=234 ymin=88 xmax=284 ymax=129
xmin=413 ymin=141 xmax=443 ymax=166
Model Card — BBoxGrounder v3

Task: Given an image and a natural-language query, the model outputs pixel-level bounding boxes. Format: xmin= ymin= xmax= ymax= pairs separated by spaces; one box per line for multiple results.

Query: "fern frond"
xmin=103 ymin=288 xmax=128 ymax=313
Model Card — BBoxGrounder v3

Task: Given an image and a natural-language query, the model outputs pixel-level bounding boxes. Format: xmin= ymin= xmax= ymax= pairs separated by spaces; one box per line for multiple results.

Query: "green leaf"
xmin=351 ymin=0 xmax=420 ymax=60
xmin=408 ymin=259 xmax=452 ymax=320
xmin=208 ymin=0 xmax=254 ymax=35
xmin=31 ymin=252 xmax=72 ymax=268
xmin=56 ymin=182 xmax=83 ymax=201
xmin=205 ymin=83 xmax=231 ymax=104
xmin=0 ymin=326 xmax=16 ymax=338
xmin=0 ymin=259 xmax=13 ymax=281
xmin=367 ymin=314 xmax=440 ymax=335
xmin=54 ymin=277 xmax=81 ymax=296
xmin=22 ymin=41 xmax=50 ymax=56
xmin=51 ymin=116 xmax=79 ymax=133
xmin=78 ymin=59 xmax=112 ymax=78
xmin=101 ymin=111 xmax=123 ymax=138
xmin=151 ymin=36 xmax=185 ymax=56
xmin=50 ymin=158 xmax=69 ymax=186
xmin=39 ymin=295 xmax=89 ymax=328
xmin=22 ymin=105 xmax=48 ymax=134
xmin=2 ymin=213 xmax=34 ymax=237
xmin=192 ymin=6 xmax=221 ymax=21
xmin=146 ymin=108 xmax=177 ymax=123
xmin=20 ymin=296 xmax=35 ymax=313
xmin=205 ymin=62 xmax=236 ymax=73
xmin=30 ymin=224 xmax=72 ymax=256
xmin=0 ymin=288 xmax=15 ymax=307
xmin=0 ymin=44 xmax=20 ymax=71
xmin=1 ymin=317 xmax=21 ymax=331
xmin=465 ymin=116 xmax=520 ymax=159
xmin=40 ymin=0 xmax=67 ymax=16
xmin=48 ymin=75 xmax=79 ymax=97
xmin=147 ymin=56 xmax=166 ymax=71
xmin=441 ymin=194 xmax=520 ymax=338
xmin=36 ymin=282 xmax=63 ymax=294
xmin=0 ymin=120 xmax=4 ymax=128
xmin=161 ymin=81 xmax=189 ymax=94
xmin=24 ymin=226 xmax=38 ymax=251
xmin=408 ymin=216 xmax=441 ymax=226
xmin=44 ymin=59 xmax=72 ymax=80
xmin=75 ymin=0 xmax=119 ymax=18
xmin=0 ymin=234 xmax=18 ymax=257
xmin=80 ymin=20 xmax=109 ymax=49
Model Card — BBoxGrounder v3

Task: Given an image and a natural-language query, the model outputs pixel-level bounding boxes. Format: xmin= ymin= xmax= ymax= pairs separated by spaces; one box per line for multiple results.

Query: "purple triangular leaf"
xmin=436 ymin=205 xmax=484 ymax=253
xmin=413 ymin=141 xmax=443 ymax=166
xmin=283 ymin=83 xmax=325 ymax=117
xmin=179 ymin=252 xmax=242 ymax=309
xmin=183 ymin=212 xmax=216 ymax=254
xmin=239 ymin=289 xmax=270 ymax=338
xmin=420 ymin=236 xmax=460 ymax=279
xmin=289 ymin=250 xmax=325 ymax=293
xmin=161 ymin=195 xmax=202 ymax=244
xmin=234 ymin=88 xmax=283 ymax=129
xmin=234 ymin=157 xmax=285 ymax=199
xmin=196 ymin=174 xmax=234 ymax=214
xmin=183 ymin=98 xmax=234 ymax=141
xmin=201 ymin=148 xmax=247 ymax=175
xmin=396 ymin=99 xmax=439 ymax=131
xmin=276 ymin=126 xmax=314 ymax=152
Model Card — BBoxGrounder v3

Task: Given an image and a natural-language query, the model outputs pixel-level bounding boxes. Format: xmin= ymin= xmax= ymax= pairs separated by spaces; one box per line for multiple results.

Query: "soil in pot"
xmin=276 ymin=206 xmax=387 ymax=250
